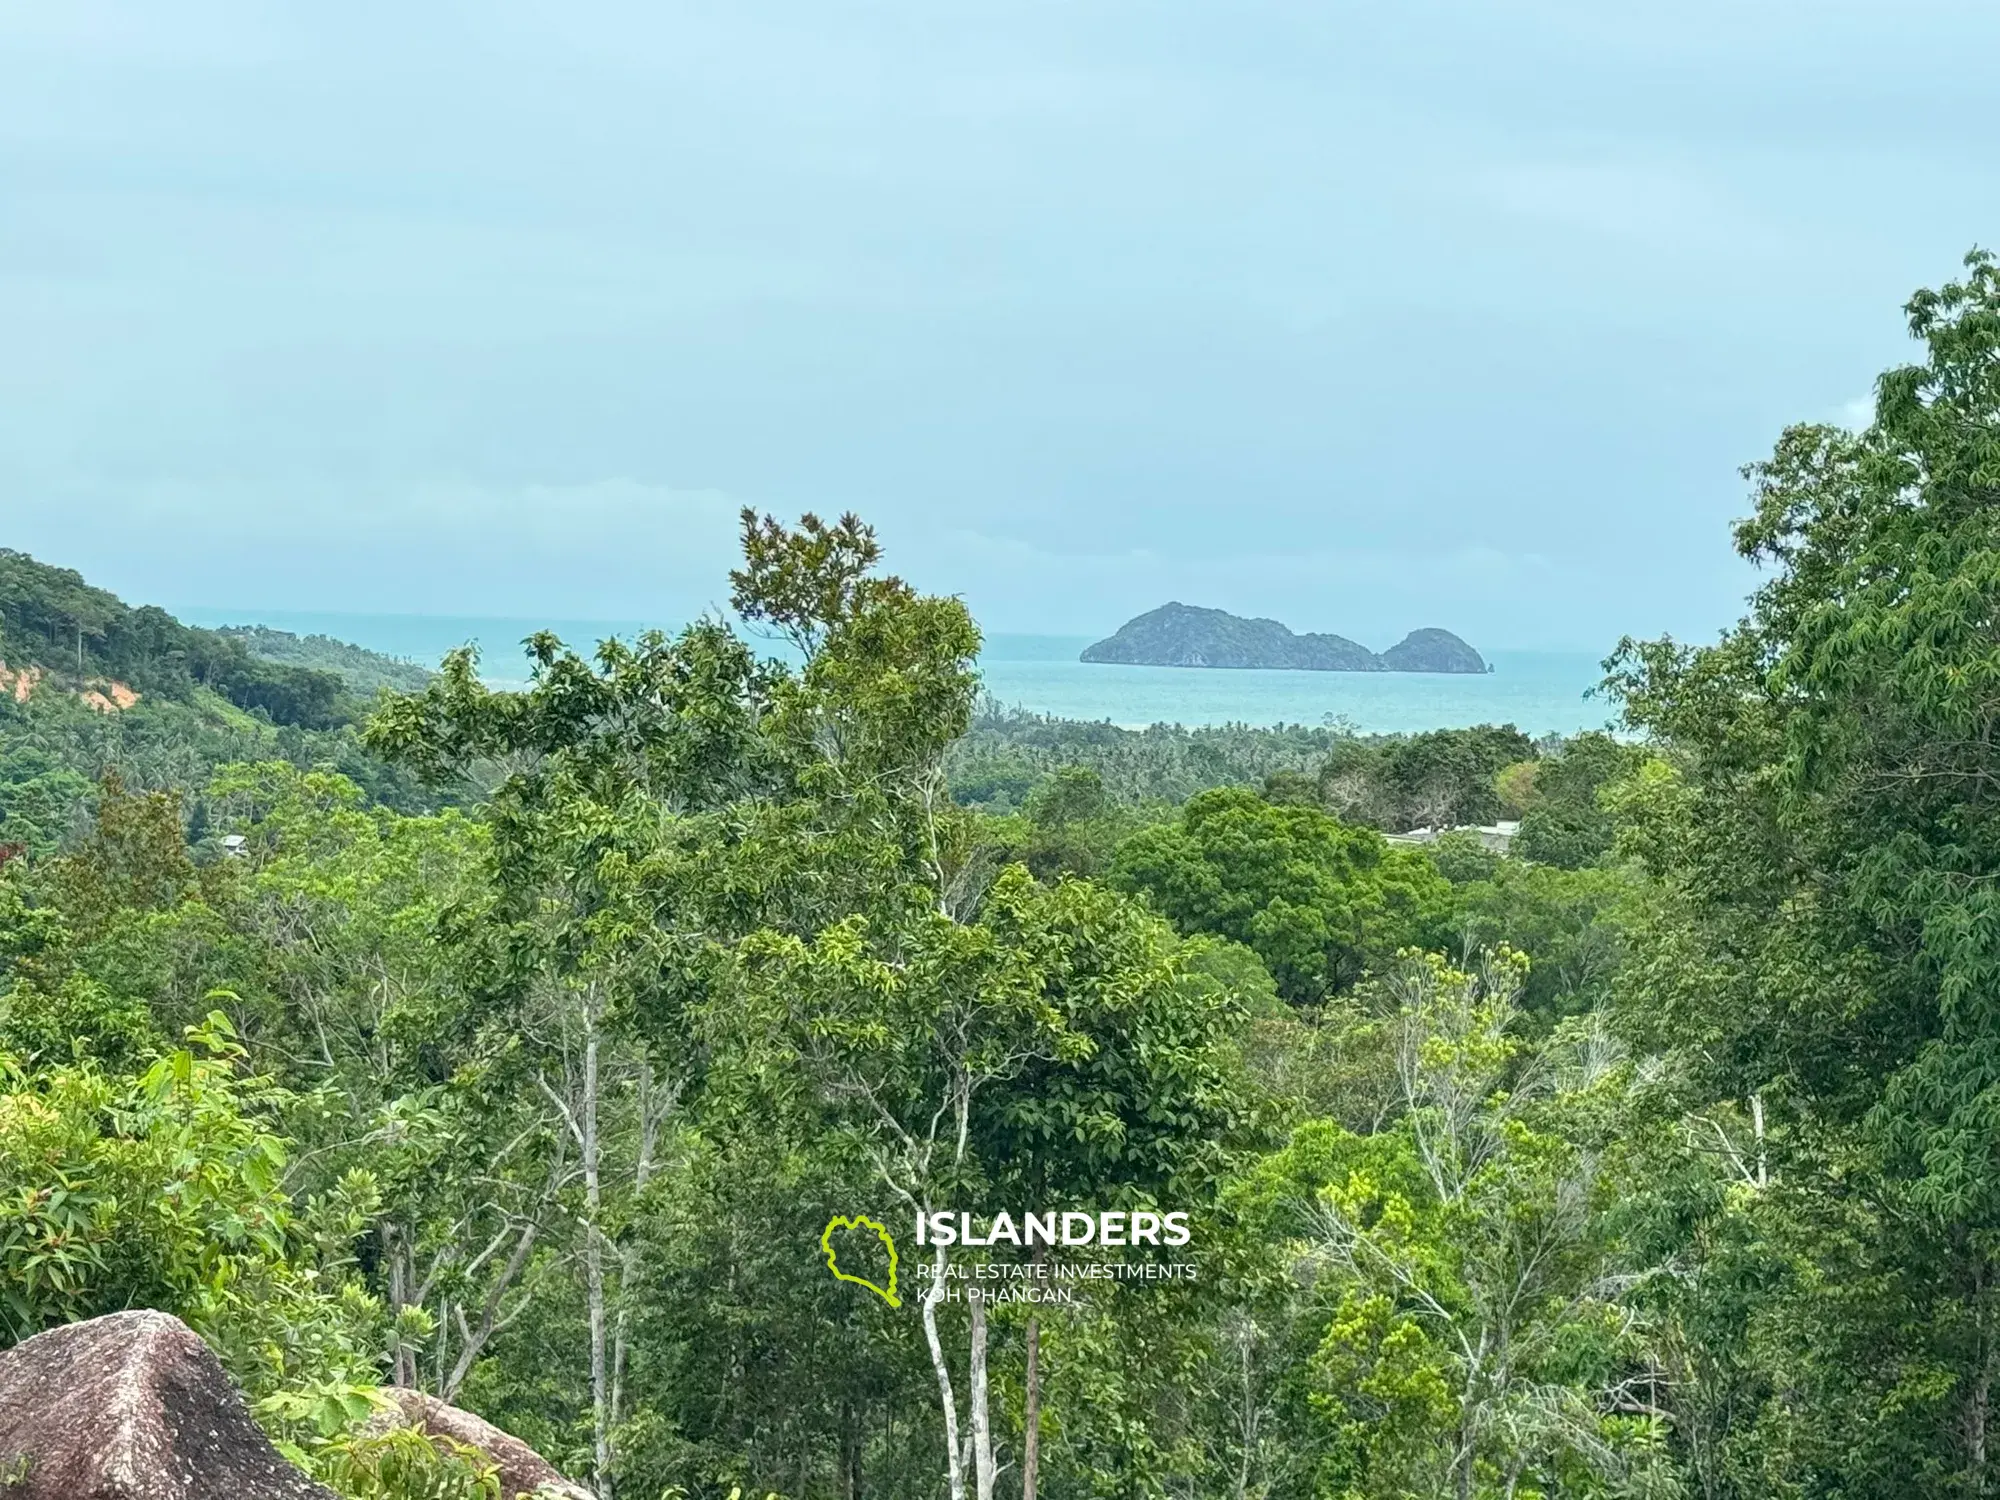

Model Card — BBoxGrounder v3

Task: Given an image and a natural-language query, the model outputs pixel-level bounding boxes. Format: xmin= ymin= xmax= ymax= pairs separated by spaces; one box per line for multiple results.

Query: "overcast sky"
xmin=4 ymin=2 xmax=1995 ymax=650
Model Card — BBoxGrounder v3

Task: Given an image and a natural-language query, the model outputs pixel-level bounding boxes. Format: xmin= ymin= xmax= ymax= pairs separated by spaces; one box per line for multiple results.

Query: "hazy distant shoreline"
xmin=172 ymin=609 xmax=1610 ymax=737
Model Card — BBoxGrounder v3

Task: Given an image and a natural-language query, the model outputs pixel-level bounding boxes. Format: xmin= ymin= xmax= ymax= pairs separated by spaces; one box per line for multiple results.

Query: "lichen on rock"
xmin=0 ymin=1310 xmax=336 ymax=1500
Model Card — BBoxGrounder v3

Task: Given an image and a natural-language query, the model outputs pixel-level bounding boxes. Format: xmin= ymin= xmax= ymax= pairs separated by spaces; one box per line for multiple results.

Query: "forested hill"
xmin=211 ymin=624 xmax=434 ymax=696
xmin=0 ymin=549 xmax=452 ymax=844
xmin=0 ymin=549 xmax=359 ymax=729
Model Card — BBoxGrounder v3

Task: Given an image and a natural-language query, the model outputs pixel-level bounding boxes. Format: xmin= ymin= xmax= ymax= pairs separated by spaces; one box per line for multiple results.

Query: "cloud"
xmin=3 ymin=0 xmax=1983 ymax=660
xmin=900 ymin=525 xmax=1585 ymax=648
xmin=6 ymin=470 xmax=747 ymax=620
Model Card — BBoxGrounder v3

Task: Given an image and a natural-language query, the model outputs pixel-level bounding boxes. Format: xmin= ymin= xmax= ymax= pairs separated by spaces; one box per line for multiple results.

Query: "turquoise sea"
xmin=176 ymin=609 xmax=1617 ymax=737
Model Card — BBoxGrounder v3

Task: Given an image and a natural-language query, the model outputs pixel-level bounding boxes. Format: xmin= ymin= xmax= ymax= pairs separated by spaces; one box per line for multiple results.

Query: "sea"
xmin=176 ymin=609 xmax=1619 ymax=738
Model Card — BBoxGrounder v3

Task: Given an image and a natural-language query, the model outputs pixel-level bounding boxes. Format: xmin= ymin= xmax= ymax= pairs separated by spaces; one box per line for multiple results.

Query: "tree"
xmin=1111 ymin=787 xmax=1452 ymax=1003
xmin=970 ymin=891 xmax=1264 ymax=1500
xmin=365 ymin=510 xmax=988 ymax=1499
xmin=1452 ymin=860 xmax=1632 ymax=1027
xmin=615 ymin=1104 xmax=937 ymax=1500
xmin=732 ymin=868 xmax=1081 ymax=1500
xmin=1251 ymin=952 xmax=1673 ymax=1499
xmin=0 ymin=746 xmax=92 ymax=856
xmin=198 ymin=761 xmax=564 ymax=1405
xmin=976 ymin=765 xmax=1155 ymax=884
xmin=1511 ymin=733 xmax=1645 ymax=869
xmin=1605 ymin=249 xmax=2000 ymax=1493
xmin=1375 ymin=726 xmax=1536 ymax=832
xmin=366 ymin=621 xmax=780 ymax=1499
xmin=0 ymin=1014 xmax=381 ymax=1398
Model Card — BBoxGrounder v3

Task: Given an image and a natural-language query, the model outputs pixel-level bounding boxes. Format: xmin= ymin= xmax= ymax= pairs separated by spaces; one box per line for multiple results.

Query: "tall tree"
xmin=1245 ymin=951 xmax=1673 ymax=1500
xmin=1111 ymin=786 xmax=1452 ymax=1003
xmin=1608 ymin=249 xmax=2000 ymax=1495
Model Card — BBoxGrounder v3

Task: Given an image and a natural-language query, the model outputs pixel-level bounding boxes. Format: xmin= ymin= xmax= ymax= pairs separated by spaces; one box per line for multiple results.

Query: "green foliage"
xmin=1241 ymin=952 xmax=1674 ymax=1500
xmin=0 ymin=550 xmax=127 ymax=671
xmin=0 ymin=746 xmax=91 ymax=856
xmin=1511 ymin=732 xmax=1647 ymax=868
xmin=259 ymin=1391 xmax=504 ymax=1500
xmin=949 ymin=705 xmax=1353 ymax=809
xmin=0 ymin=971 xmax=156 ymax=1070
xmin=0 ymin=549 xmax=354 ymax=729
xmin=1599 ymin=248 xmax=2000 ymax=1493
xmin=1369 ymin=723 xmax=1537 ymax=830
xmin=730 ymin=862 xmax=1099 ymax=1203
xmin=0 ymin=553 xmax=461 ymax=828
xmin=0 ymin=673 xmax=448 ymax=829
xmin=617 ymin=1118 xmax=937 ymax=1498
xmin=0 ymin=506 xmax=1692 ymax=1500
xmin=0 ymin=1015 xmax=381 ymax=1393
xmin=976 ymin=765 xmax=1163 ymax=883
xmin=1452 ymin=859 xmax=1633 ymax=1025
xmin=21 ymin=260 xmax=2000 ymax=1500
xmin=1427 ymin=829 xmax=1501 ymax=885
xmin=1306 ymin=724 xmax=1541 ymax=832
xmin=1112 ymin=786 xmax=1452 ymax=1002
xmin=973 ymin=872 xmax=1264 ymax=1206
xmin=215 ymin=625 xmax=435 ymax=696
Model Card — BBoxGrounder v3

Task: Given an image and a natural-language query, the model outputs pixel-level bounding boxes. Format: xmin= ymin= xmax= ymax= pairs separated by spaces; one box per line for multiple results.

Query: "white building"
xmin=1386 ymin=820 xmax=1520 ymax=854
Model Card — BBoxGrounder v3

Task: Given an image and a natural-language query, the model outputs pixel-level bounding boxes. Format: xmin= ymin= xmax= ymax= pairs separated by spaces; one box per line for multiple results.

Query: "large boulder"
xmin=364 ymin=1389 xmax=593 ymax=1500
xmin=0 ymin=1310 xmax=335 ymax=1500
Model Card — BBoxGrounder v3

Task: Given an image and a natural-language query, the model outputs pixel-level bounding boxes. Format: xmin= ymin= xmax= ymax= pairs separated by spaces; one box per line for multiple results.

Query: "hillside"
xmin=0 ymin=551 xmax=456 ymax=852
xmin=0 ymin=549 xmax=362 ymax=728
xmin=1081 ymin=602 xmax=1486 ymax=673
xmin=214 ymin=624 xmax=433 ymax=695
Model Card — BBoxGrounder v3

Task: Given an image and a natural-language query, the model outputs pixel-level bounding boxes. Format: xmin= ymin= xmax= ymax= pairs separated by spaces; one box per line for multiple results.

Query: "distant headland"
xmin=1080 ymin=604 xmax=1489 ymax=674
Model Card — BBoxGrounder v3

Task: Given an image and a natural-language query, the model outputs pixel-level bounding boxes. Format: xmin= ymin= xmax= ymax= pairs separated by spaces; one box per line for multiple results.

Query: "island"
xmin=1380 ymin=626 xmax=1488 ymax=674
xmin=1079 ymin=603 xmax=1488 ymax=673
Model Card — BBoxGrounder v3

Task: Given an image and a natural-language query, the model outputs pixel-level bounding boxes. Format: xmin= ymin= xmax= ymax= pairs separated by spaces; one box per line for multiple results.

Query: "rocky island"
xmin=1080 ymin=603 xmax=1488 ymax=673
xmin=1379 ymin=625 xmax=1489 ymax=673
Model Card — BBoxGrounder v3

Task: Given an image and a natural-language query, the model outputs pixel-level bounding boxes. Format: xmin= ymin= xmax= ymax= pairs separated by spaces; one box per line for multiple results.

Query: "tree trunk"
xmin=443 ymin=1221 xmax=541 ymax=1401
xmin=1023 ymin=1238 xmax=1047 ymax=1500
xmin=1972 ymin=1256 xmax=1996 ymax=1495
xmin=383 ymin=1222 xmax=413 ymax=1386
xmin=582 ymin=1019 xmax=611 ymax=1500
xmin=1232 ymin=1323 xmax=1256 ymax=1500
xmin=922 ymin=1245 xmax=967 ymax=1500
xmin=1975 ymin=1362 xmax=1993 ymax=1497
xmin=839 ymin=1398 xmax=861 ymax=1500
xmin=1750 ymin=1093 xmax=1768 ymax=1189
xmin=1022 ymin=1310 xmax=1041 ymax=1500
xmin=969 ymin=1291 xmax=995 ymax=1500
xmin=611 ymin=1059 xmax=661 ymax=1433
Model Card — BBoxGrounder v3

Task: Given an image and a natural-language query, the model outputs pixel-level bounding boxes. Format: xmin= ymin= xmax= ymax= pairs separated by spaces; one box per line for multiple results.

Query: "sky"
xmin=4 ymin=2 xmax=1996 ymax=652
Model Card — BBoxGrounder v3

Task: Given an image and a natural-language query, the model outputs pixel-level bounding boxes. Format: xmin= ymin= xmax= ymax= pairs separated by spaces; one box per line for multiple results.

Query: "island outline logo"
xmin=820 ymin=1213 xmax=901 ymax=1308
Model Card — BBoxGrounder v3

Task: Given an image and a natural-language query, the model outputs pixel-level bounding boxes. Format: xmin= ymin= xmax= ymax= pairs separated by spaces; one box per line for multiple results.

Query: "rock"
xmin=0 ymin=1310 xmax=335 ymax=1500
xmin=0 ymin=662 xmax=42 ymax=704
xmin=364 ymin=1389 xmax=594 ymax=1500
xmin=1380 ymin=627 xmax=1487 ymax=674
